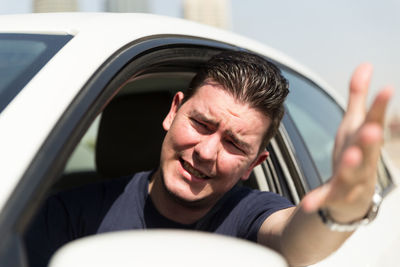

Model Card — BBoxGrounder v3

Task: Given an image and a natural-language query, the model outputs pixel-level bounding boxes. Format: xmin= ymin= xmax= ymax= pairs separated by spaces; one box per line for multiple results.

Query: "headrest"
xmin=96 ymin=91 xmax=173 ymax=177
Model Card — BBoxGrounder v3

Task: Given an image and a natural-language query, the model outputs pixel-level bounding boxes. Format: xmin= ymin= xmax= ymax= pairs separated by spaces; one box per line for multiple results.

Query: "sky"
xmin=0 ymin=0 xmax=399 ymax=118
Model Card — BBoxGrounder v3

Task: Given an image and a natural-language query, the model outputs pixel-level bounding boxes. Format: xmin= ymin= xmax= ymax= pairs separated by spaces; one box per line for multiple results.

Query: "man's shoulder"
xmin=228 ymin=185 xmax=293 ymax=205
xmin=202 ymin=185 xmax=294 ymax=242
xmin=221 ymin=185 xmax=294 ymax=219
xmin=51 ymin=170 xmax=151 ymax=216
xmin=55 ymin=175 xmax=133 ymax=204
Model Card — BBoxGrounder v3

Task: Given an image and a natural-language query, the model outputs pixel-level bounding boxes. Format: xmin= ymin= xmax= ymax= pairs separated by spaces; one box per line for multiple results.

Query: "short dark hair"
xmin=184 ymin=50 xmax=289 ymax=151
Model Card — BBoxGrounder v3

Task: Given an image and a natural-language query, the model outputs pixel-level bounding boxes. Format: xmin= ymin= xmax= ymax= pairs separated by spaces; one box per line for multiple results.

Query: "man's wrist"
xmin=318 ymin=191 xmax=382 ymax=232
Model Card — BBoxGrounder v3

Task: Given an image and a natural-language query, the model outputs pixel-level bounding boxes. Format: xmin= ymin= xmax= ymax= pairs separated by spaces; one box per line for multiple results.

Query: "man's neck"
xmin=148 ymin=169 xmax=213 ymax=225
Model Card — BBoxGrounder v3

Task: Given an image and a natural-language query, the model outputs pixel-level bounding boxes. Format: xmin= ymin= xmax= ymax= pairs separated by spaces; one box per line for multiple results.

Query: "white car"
xmin=0 ymin=13 xmax=399 ymax=267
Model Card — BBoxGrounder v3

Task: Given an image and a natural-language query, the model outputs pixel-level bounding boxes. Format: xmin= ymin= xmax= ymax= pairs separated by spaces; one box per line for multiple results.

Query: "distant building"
xmin=105 ymin=0 xmax=149 ymax=12
xmin=183 ymin=0 xmax=231 ymax=29
xmin=33 ymin=0 xmax=78 ymax=12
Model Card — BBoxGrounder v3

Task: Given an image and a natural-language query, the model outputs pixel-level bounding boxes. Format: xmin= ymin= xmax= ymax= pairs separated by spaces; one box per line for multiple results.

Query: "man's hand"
xmin=301 ymin=63 xmax=393 ymax=223
xmin=260 ymin=64 xmax=394 ymax=266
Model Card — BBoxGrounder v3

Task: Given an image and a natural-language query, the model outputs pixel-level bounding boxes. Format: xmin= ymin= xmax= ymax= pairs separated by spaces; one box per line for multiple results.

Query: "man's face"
xmin=159 ymin=82 xmax=270 ymax=207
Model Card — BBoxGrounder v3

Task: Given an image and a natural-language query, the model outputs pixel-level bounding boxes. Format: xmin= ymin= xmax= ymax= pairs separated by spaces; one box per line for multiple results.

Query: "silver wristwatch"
xmin=318 ymin=191 xmax=383 ymax=232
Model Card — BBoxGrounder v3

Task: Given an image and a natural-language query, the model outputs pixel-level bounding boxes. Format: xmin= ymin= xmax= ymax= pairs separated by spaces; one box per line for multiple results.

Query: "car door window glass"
xmin=0 ymin=40 xmax=46 ymax=90
xmin=0 ymin=34 xmax=72 ymax=113
xmin=282 ymin=70 xmax=343 ymax=183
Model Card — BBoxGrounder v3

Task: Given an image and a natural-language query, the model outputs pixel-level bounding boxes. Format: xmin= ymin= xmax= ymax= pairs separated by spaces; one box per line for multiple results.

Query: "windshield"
xmin=0 ymin=33 xmax=73 ymax=113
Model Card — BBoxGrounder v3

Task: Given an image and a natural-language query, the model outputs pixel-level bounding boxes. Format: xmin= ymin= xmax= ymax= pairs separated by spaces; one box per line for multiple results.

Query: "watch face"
xmin=368 ymin=192 xmax=383 ymax=220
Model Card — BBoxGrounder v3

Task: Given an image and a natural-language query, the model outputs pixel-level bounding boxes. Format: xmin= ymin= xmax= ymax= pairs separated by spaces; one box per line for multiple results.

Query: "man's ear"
xmin=162 ymin=91 xmax=185 ymax=131
xmin=241 ymin=150 xmax=269 ymax=181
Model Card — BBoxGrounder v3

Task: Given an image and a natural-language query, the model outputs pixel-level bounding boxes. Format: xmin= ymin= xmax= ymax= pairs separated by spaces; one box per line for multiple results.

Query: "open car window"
xmin=17 ymin=42 xmax=237 ymax=267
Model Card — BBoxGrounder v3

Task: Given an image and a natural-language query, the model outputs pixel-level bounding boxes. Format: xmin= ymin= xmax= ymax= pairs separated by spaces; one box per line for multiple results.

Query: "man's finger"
xmin=346 ymin=124 xmax=381 ymax=184
xmin=347 ymin=63 xmax=373 ymax=116
xmin=357 ymin=124 xmax=382 ymax=187
xmin=365 ymin=86 xmax=394 ymax=126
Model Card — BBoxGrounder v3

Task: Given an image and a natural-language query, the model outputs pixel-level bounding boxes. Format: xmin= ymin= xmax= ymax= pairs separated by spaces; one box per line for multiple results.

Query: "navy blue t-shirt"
xmin=25 ymin=171 xmax=293 ymax=267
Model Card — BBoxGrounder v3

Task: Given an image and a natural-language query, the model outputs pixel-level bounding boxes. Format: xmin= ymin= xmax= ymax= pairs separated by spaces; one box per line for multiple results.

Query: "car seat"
xmin=53 ymin=91 xmax=173 ymax=192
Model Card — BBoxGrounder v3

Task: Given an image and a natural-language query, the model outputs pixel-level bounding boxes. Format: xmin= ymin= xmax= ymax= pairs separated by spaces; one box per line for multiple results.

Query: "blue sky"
xmin=1 ymin=0 xmax=399 ymax=117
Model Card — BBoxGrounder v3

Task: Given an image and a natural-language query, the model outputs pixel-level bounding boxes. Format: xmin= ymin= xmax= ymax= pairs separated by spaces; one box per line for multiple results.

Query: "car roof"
xmin=0 ymin=12 xmax=342 ymax=101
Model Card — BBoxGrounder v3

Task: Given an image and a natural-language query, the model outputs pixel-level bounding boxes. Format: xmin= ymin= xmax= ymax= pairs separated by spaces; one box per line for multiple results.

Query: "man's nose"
xmin=194 ymin=134 xmax=219 ymax=162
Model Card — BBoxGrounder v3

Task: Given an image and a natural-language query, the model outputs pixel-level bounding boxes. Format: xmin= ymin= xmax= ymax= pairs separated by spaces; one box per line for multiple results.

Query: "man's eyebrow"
xmin=225 ymin=129 xmax=251 ymax=152
xmin=190 ymin=110 xmax=252 ymax=153
xmin=191 ymin=110 xmax=219 ymax=127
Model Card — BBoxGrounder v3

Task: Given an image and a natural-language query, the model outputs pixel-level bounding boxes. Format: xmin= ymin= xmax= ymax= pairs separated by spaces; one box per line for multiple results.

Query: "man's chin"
xmin=165 ymin=185 xmax=211 ymax=209
xmin=161 ymin=175 xmax=215 ymax=209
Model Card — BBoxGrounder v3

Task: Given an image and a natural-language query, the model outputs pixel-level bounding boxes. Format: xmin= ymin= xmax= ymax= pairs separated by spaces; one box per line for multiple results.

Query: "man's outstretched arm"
xmin=257 ymin=63 xmax=394 ymax=266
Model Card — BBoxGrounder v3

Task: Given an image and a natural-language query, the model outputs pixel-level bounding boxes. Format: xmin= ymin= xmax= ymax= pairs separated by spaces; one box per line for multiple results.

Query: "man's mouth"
xmin=180 ymin=159 xmax=209 ymax=179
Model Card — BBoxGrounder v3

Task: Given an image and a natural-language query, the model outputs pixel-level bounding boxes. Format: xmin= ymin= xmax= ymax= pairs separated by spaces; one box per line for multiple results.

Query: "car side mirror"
xmin=48 ymin=229 xmax=287 ymax=267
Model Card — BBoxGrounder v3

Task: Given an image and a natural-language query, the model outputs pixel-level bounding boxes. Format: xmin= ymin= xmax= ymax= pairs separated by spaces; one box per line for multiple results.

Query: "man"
xmin=26 ymin=51 xmax=393 ymax=267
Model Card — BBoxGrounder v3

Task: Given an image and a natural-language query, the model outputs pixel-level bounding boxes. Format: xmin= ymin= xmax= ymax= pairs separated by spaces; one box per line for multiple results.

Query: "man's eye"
xmin=192 ymin=119 xmax=207 ymax=129
xmin=226 ymin=140 xmax=243 ymax=153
